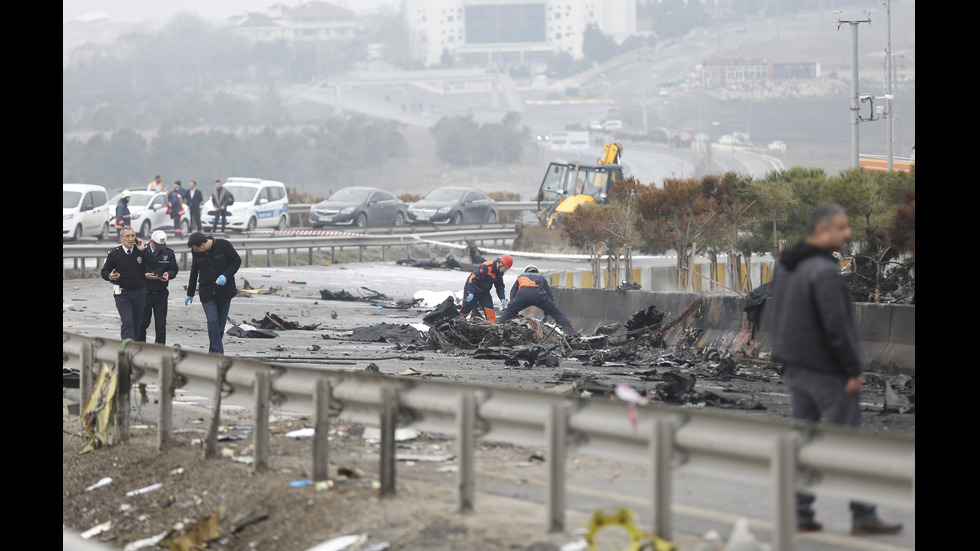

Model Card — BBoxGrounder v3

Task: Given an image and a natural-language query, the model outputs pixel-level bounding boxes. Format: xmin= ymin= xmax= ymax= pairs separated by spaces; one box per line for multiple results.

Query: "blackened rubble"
xmin=252 ymin=312 xmax=321 ymax=331
xmin=319 ymin=286 xmax=422 ymax=309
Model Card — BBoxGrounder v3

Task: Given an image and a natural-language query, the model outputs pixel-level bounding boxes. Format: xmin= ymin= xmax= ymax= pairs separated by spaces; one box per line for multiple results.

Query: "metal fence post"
xmin=79 ymin=342 xmax=94 ymax=414
xmin=157 ymin=355 xmax=173 ymax=450
xmin=772 ymin=433 xmax=799 ymax=551
xmin=650 ymin=417 xmax=673 ymax=541
xmin=379 ymin=387 xmax=397 ymax=497
xmin=203 ymin=360 xmax=233 ymax=459
xmin=546 ymin=402 xmax=566 ymax=533
xmin=254 ymin=370 xmax=271 ymax=471
xmin=457 ymin=393 xmax=476 ymax=512
xmin=115 ymin=346 xmax=131 ymax=442
xmin=313 ymin=380 xmax=331 ymax=482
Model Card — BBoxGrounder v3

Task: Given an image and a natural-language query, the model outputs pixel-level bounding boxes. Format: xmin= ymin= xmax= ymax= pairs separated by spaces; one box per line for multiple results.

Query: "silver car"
xmin=108 ymin=190 xmax=191 ymax=238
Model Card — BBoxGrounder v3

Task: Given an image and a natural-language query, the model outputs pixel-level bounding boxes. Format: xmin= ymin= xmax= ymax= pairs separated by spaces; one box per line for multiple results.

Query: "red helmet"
xmin=499 ymin=254 xmax=514 ymax=268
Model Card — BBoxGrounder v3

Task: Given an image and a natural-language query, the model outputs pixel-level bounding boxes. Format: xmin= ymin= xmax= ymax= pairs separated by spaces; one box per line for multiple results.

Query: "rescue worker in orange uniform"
xmin=497 ymin=265 xmax=575 ymax=334
xmin=459 ymin=255 xmax=513 ymax=323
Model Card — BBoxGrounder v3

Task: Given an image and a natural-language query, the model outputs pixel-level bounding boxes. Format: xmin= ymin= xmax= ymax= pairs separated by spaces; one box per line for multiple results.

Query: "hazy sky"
xmin=63 ymin=0 xmax=398 ymax=22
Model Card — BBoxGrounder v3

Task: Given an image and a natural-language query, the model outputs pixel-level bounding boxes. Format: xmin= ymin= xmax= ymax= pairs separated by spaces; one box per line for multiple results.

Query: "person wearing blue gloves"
xmin=184 ymin=231 xmax=241 ymax=354
xmin=459 ymin=254 xmax=512 ymax=323
xmin=497 ymin=265 xmax=575 ymax=335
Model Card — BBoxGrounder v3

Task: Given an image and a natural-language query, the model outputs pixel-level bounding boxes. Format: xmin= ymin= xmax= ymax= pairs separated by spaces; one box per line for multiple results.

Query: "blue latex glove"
xmin=185 ymin=296 xmax=193 ymax=306
xmin=501 ymin=298 xmax=509 ymax=309
xmin=465 ymin=293 xmax=474 ymax=302
xmin=216 ymin=274 xmax=227 ymax=286
xmin=540 ymin=314 xmax=548 ymax=322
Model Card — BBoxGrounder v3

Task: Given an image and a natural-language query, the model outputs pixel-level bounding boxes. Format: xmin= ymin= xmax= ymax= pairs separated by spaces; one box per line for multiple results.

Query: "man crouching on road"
xmin=497 ymin=265 xmax=575 ymax=335
xmin=771 ymin=204 xmax=902 ymax=536
xmin=184 ymin=231 xmax=241 ymax=354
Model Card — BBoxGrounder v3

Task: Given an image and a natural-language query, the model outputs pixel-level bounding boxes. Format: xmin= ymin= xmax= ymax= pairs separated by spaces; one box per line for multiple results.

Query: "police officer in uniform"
xmin=459 ymin=255 xmax=512 ymax=323
xmin=101 ymin=226 xmax=159 ymax=341
xmin=497 ymin=265 xmax=575 ymax=334
xmin=137 ymin=230 xmax=179 ymax=344
xmin=114 ymin=190 xmax=132 ymax=237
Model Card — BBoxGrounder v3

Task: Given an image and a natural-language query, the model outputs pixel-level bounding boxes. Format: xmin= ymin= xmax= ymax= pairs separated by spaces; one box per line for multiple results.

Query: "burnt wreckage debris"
xmin=319 ymin=286 xmax=422 ymax=309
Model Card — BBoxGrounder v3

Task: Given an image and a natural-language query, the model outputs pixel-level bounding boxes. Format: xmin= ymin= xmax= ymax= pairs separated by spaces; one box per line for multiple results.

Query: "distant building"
xmin=699 ymin=59 xmax=820 ymax=87
xmin=66 ymin=42 xmax=118 ymax=69
xmin=231 ymin=1 xmax=356 ymax=45
xmin=404 ymin=0 xmax=637 ymax=67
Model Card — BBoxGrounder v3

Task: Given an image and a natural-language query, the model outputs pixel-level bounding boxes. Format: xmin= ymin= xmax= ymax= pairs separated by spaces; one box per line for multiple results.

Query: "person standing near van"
xmin=147 ymin=175 xmax=163 ymax=192
xmin=168 ymin=181 xmax=186 ymax=237
xmin=114 ymin=190 xmax=132 ymax=237
xmin=138 ymin=231 xmax=179 ymax=344
xmin=211 ymin=180 xmax=232 ymax=233
xmin=187 ymin=180 xmax=204 ymax=232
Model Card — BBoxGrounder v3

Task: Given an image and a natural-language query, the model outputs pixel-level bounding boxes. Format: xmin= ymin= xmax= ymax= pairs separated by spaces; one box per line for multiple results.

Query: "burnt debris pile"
xmin=319 ymin=286 xmax=422 ymax=309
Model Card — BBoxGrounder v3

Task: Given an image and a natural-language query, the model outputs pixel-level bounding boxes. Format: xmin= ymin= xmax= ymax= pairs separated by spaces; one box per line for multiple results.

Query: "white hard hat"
xmin=151 ymin=230 xmax=167 ymax=245
xmin=121 ymin=190 xmax=132 ymax=199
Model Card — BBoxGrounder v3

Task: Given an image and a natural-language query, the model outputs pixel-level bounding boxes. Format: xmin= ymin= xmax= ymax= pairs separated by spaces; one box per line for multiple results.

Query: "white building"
xmin=403 ymin=0 xmax=636 ymax=67
xmin=232 ymin=1 xmax=356 ymax=45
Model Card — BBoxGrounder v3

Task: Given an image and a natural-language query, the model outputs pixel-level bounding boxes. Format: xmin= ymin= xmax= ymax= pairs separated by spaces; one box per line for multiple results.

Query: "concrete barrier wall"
xmin=549 ymin=261 xmax=775 ymax=293
xmin=552 ymin=287 xmax=915 ymax=374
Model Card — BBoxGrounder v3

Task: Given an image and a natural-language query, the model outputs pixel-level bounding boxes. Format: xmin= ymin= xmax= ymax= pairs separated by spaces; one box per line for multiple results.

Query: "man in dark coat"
xmin=187 ymin=180 xmax=204 ymax=232
xmin=137 ymin=230 xmax=179 ymax=344
xmin=771 ymin=204 xmax=902 ymax=536
xmin=101 ymin=226 xmax=159 ymax=341
xmin=168 ymin=181 xmax=186 ymax=237
xmin=114 ymin=190 xmax=132 ymax=237
xmin=184 ymin=231 xmax=242 ymax=354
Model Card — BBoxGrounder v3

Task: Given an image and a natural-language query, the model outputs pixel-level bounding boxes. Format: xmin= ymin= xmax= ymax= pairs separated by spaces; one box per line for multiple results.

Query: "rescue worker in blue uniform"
xmin=114 ymin=189 xmax=132 ymax=237
xmin=497 ymin=265 xmax=575 ymax=335
xmin=137 ymin=230 xmax=179 ymax=344
xmin=168 ymin=181 xmax=186 ymax=237
xmin=459 ymin=254 xmax=513 ymax=323
xmin=101 ymin=226 xmax=159 ymax=341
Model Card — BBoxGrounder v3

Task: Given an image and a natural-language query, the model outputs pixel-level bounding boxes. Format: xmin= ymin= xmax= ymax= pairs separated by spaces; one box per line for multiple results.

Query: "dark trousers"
xmin=497 ymin=289 xmax=574 ymax=333
xmin=201 ymin=296 xmax=232 ymax=354
xmin=786 ymin=367 xmax=877 ymax=524
xmin=190 ymin=206 xmax=203 ymax=232
xmin=172 ymin=213 xmax=183 ymax=236
xmin=212 ymin=210 xmax=227 ymax=232
xmin=138 ymin=289 xmax=169 ymax=344
xmin=459 ymin=286 xmax=496 ymax=322
xmin=114 ymin=288 xmax=146 ymax=342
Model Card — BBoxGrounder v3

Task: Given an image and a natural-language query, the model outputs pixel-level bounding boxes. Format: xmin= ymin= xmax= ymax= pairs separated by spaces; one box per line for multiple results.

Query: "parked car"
xmin=603 ymin=119 xmax=623 ymax=131
xmin=107 ymin=190 xmax=191 ymax=238
xmin=64 ymin=183 xmax=112 ymax=241
xmin=408 ymin=187 xmax=499 ymax=225
xmin=588 ymin=121 xmax=604 ymax=131
xmin=201 ymin=177 xmax=289 ymax=232
xmin=310 ymin=187 xmax=408 ymax=228
xmin=768 ymin=140 xmax=787 ymax=152
xmin=718 ymin=134 xmax=734 ymax=145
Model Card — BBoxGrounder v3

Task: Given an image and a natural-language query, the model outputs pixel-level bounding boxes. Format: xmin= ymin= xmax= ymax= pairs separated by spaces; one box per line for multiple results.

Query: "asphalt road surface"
xmin=63 ymin=260 xmax=914 ymax=550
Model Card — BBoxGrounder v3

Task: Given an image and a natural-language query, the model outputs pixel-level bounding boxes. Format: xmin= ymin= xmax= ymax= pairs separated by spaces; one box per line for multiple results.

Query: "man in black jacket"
xmin=137 ymin=230 xmax=179 ymax=344
xmin=771 ymin=204 xmax=902 ymax=536
xmin=101 ymin=226 xmax=159 ymax=341
xmin=184 ymin=231 xmax=241 ymax=354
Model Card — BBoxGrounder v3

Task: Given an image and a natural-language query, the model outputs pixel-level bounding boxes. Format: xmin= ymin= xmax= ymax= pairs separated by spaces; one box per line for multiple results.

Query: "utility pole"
xmin=885 ymin=0 xmax=894 ymax=171
xmin=837 ymin=12 xmax=872 ymax=169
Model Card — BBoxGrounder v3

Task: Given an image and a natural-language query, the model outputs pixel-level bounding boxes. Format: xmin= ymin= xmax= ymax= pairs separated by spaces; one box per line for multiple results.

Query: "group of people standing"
xmin=114 ymin=177 xmax=234 ymax=239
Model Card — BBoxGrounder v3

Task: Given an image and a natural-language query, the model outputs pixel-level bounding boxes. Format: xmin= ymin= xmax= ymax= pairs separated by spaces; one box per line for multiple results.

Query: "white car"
xmin=107 ymin=190 xmax=191 ymax=238
xmin=768 ymin=140 xmax=787 ymax=152
xmin=64 ymin=183 xmax=112 ymax=241
xmin=202 ymin=177 xmax=289 ymax=232
xmin=718 ymin=134 xmax=734 ymax=145
xmin=603 ymin=119 xmax=623 ymax=131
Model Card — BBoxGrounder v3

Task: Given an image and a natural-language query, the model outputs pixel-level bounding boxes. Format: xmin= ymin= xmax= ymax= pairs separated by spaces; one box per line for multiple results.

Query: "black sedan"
xmin=309 ymin=187 xmax=408 ymax=228
xmin=407 ymin=187 xmax=499 ymax=225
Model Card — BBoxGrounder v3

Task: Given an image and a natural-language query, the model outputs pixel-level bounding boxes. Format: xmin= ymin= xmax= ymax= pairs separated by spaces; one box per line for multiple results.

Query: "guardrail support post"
xmin=266 ymin=249 xmax=272 ymax=267
xmin=650 ymin=417 xmax=673 ymax=541
xmin=287 ymin=247 xmax=292 ymax=267
xmin=381 ymin=245 xmax=387 ymax=261
xmin=331 ymin=247 xmax=335 ymax=264
xmin=79 ymin=342 xmax=94 ymax=415
xmin=313 ymin=380 xmax=331 ymax=482
xmin=546 ymin=403 xmax=566 ymax=533
xmin=245 ymin=249 xmax=251 ymax=268
xmin=157 ymin=355 xmax=173 ymax=450
xmin=254 ymin=370 xmax=271 ymax=471
xmin=456 ymin=393 xmax=476 ymax=512
xmin=772 ymin=434 xmax=798 ymax=551
xmin=115 ymin=346 xmax=132 ymax=442
xmin=359 ymin=246 xmax=364 ymax=263
xmin=203 ymin=360 xmax=233 ymax=459
xmin=379 ymin=387 xmax=397 ymax=497
xmin=308 ymin=247 xmax=314 ymax=266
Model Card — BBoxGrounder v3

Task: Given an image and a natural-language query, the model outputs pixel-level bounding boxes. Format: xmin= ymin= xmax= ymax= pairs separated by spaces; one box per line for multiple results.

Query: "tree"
xmin=637 ymin=177 xmax=719 ymax=291
xmin=752 ymin=174 xmax=795 ymax=256
xmin=706 ymin=172 xmax=759 ymax=291
xmin=582 ymin=24 xmax=618 ymax=64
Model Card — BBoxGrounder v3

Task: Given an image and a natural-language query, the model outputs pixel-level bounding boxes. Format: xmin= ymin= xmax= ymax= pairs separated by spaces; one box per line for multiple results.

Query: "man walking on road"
xmin=101 ymin=226 xmax=159 ymax=341
xmin=771 ymin=204 xmax=903 ymax=536
xmin=184 ymin=231 xmax=241 ymax=354
xmin=137 ymin=230 xmax=179 ymax=344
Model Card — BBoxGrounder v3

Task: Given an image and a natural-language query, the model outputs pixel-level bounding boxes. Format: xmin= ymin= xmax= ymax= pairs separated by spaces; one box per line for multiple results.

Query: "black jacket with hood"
xmin=770 ymin=241 xmax=862 ymax=378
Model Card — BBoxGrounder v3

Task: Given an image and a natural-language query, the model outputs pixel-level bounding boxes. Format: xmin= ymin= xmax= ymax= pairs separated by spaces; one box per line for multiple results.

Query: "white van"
xmin=64 ymin=183 xmax=112 ymax=241
xmin=203 ymin=177 xmax=289 ymax=232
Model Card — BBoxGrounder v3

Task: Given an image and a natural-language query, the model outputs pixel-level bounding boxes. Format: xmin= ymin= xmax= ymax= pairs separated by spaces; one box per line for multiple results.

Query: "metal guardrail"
xmin=288 ymin=201 xmax=538 ymax=216
xmin=63 ymin=333 xmax=914 ymax=550
xmin=62 ymin=228 xmax=515 ymax=276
